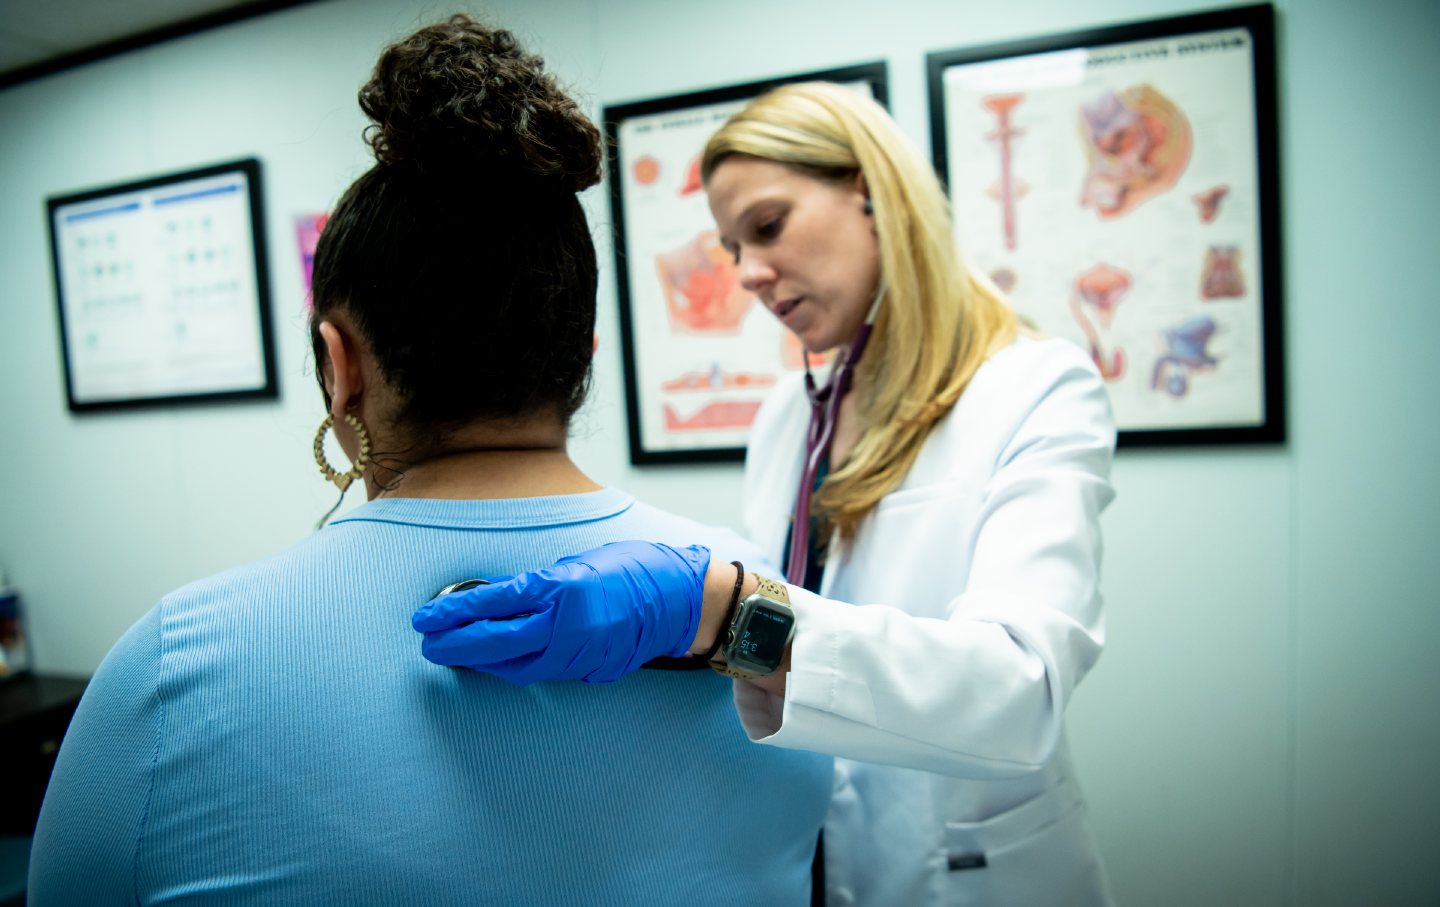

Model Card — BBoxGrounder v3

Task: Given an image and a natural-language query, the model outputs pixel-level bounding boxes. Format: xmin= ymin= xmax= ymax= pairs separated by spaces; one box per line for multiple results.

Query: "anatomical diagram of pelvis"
xmin=1079 ymin=85 xmax=1192 ymax=219
xmin=1152 ymin=315 xmax=1219 ymax=398
xmin=656 ymin=230 xmax=754 ymax=333
xmin=1071 ymin=263 xmax=1131 ymax=381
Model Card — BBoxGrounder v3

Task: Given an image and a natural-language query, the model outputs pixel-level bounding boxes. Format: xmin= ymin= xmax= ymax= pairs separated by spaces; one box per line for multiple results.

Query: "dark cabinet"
xmin=0 ymin=675 xmax=88 ymax=836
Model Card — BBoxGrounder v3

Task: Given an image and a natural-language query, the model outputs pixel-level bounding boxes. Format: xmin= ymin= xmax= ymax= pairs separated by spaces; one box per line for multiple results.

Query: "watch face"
xmin=733 ymin=603 xmax=795 ymax=673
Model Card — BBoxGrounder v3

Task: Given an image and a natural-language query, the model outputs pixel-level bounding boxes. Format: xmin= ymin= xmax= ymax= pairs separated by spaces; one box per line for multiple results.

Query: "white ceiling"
xmin=0 ymin=0 xmax=284 ymax=82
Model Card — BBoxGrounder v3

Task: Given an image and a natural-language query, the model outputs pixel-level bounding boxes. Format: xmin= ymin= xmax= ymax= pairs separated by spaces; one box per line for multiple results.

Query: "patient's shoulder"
xmin=614 ymin=501 xmax=775 ymax=575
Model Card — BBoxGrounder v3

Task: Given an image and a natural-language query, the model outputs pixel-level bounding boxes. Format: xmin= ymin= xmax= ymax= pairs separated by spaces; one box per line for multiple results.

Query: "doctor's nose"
xmin=737 ymin=254 xmax=777 ymax=294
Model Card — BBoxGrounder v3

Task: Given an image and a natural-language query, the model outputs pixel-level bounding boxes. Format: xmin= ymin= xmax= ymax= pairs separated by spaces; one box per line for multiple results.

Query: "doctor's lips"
xmin=772 ymin=297 xmax=802 ymax=319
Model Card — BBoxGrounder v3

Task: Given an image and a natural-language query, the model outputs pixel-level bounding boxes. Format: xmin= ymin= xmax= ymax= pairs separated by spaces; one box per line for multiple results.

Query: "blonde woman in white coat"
xmin=412 ymin=82 xmax=1117 ymax=906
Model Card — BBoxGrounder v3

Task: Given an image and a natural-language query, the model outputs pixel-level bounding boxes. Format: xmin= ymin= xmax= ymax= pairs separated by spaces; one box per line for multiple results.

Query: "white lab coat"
xmin=735 ymin=336 xmax=1117 ymax=906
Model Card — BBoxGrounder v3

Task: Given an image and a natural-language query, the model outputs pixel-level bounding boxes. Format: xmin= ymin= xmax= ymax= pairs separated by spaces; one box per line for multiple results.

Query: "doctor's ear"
xmin=855 ymin=171 xmax=873 ymax=217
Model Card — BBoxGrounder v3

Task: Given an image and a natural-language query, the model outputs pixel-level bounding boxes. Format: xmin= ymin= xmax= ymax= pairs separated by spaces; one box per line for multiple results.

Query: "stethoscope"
xmin=786 ymin=285 xmax=884 ymax=585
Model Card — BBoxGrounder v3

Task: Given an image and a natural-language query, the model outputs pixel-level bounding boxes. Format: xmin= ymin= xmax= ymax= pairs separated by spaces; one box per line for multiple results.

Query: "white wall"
xmin=1 ymin=0 xmax=1436 ymax=903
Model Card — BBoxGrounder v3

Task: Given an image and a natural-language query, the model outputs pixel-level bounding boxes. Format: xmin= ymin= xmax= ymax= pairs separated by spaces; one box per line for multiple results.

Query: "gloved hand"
xmin=412 ymin=541 xmax=711 ymax=684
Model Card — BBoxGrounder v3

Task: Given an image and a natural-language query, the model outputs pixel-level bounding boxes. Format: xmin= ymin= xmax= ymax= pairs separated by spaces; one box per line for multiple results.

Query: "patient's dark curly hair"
xmin=310 ymin=15 xmax=602 ymax=448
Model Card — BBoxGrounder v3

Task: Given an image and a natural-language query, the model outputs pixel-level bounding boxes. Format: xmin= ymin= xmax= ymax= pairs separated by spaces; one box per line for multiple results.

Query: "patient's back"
xmin=30 ymin=490 xmax=831 ymax=906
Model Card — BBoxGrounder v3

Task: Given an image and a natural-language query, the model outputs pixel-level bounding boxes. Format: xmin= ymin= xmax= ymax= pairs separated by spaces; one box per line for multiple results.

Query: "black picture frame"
xmin=928 ymin=5 xmax=1283 ymax=447
xmin=46 ymin=158 xmax=278 ymax=413
xmin=604 ymin=64 xmax=889 ymax=465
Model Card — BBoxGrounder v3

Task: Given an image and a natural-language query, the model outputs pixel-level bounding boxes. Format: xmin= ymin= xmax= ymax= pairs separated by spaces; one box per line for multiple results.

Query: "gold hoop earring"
xmin=313 ymin=412 xmax=371 ymax=492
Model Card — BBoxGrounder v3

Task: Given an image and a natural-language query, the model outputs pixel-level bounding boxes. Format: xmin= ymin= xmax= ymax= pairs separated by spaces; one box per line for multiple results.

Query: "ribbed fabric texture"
xmin=29 ymin=490 xmax=832 ymax=906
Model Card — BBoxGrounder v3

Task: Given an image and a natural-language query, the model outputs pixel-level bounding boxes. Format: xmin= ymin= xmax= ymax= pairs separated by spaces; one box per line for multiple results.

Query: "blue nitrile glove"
xmin=412 ymin=541 xmax=711 ymax=684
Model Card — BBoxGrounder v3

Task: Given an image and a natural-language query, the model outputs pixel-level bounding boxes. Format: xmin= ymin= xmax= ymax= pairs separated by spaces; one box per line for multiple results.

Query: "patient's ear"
xmin=318 ymin=321 xmax=364 ymax=419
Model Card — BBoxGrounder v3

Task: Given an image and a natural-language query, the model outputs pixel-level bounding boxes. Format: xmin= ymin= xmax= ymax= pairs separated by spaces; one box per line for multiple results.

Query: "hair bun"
xmin=358 ymin=15 xmax=601 ymax=193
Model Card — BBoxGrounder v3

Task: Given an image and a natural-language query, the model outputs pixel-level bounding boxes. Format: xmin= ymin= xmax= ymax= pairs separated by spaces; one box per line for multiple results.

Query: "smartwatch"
xmin=710 ymin=575 xmax=796 ymax=680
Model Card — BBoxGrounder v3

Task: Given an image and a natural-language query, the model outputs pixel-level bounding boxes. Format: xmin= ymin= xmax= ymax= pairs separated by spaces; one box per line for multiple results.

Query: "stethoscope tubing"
xmin=785 ymin=287 xmax=884 ymax=585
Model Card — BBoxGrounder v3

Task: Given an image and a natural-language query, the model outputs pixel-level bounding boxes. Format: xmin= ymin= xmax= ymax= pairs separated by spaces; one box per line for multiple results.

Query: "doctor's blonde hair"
xmin=702 ymin=82 xmax=1018 ymax=542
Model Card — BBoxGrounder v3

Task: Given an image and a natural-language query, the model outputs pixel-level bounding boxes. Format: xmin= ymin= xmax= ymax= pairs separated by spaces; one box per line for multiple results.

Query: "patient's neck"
xmin=364 ymin=418 xmax=600 ymax=501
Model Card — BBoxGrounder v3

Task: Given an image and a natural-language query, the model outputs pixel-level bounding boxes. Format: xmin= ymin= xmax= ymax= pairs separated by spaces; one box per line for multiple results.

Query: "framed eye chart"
xmin=605 ymin=63 xmax=889 ymax=465
xmin=47 ymin=158 xmax=278 ymax=412
xmin=928 ymin=5 xmax=1283 ymax=446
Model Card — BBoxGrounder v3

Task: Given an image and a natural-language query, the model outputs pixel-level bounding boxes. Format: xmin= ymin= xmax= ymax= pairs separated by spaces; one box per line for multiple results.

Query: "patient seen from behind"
xmin=28 ymin=15 xmax=830 ymax=905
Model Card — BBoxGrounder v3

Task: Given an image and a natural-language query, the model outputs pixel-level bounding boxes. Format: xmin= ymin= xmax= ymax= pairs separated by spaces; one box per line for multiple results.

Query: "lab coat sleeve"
xmin=735 ymin=355 xmax=1115 ymax=779
xmin=28 ymin=606 xmax=163 ymax=905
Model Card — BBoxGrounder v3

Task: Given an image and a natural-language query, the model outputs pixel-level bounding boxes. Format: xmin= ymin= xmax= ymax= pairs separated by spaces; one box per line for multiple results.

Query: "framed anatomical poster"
xmin=605 ymin=63 xmax=888 ymax=464
xmin=928 ymin=4 xmax=1283 ymax=446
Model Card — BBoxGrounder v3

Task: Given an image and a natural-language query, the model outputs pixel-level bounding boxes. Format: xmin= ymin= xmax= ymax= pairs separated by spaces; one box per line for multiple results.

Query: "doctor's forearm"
xmin=687 ymin=564 xmax=792 ymax=694
xmin=744 ymin=651 xmax=790 ymax=695
xmin=688 ymin=562 xmax=759 ymax=655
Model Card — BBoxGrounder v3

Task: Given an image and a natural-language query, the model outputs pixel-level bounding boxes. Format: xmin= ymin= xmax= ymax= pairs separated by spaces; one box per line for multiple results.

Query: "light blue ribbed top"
xmin=30 ymin=490 xmax=831 ymax=906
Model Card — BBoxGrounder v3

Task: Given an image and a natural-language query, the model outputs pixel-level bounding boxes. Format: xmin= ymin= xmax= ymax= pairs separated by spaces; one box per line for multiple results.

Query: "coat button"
xmin=831 ymin=888 xmax=855 ymax=907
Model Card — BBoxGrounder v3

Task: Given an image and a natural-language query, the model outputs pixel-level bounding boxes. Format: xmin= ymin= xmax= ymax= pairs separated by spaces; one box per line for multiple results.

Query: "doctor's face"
xmin=706 ymin=156 xmax=879 ymax=353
